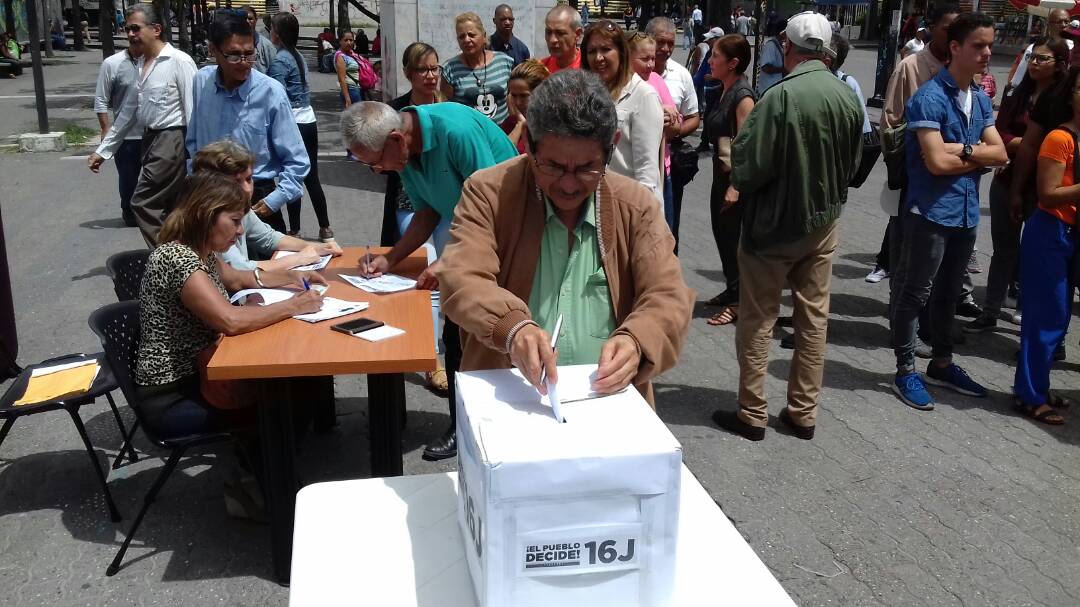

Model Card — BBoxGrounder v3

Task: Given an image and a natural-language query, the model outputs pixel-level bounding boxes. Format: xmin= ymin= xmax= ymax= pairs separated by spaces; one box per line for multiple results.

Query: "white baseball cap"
xmin=703 ymin=26 xmax=725 ymax=40
xmin=783 ymin=11 xmax=835 ymax=57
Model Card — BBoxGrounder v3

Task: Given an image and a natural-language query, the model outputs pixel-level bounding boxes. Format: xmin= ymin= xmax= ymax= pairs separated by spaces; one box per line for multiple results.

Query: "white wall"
xmin=379 ymin=0 xmax=556 ymax=99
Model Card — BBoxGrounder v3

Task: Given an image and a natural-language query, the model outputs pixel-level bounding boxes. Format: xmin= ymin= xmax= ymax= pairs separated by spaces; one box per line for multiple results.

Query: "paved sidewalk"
xmin=0 ymin=46 xmax=1077 ymax=606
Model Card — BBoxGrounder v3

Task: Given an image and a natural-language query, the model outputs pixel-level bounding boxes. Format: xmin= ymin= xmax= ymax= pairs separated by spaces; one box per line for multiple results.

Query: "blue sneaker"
xmin=924 ymin=363 xmax=988 ymax=397
xmin=893 ymin=372 xmax=934 ymax=410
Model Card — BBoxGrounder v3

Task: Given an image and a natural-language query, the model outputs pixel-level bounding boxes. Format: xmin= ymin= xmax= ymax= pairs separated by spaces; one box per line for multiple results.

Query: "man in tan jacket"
xmin=437 ymin=70 xmax=693 ymax=404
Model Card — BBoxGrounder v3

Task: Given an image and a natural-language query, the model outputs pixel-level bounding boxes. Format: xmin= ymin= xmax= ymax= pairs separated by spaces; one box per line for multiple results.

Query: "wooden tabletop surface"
xmin=205 ymin=247 xmax=437 ymax=380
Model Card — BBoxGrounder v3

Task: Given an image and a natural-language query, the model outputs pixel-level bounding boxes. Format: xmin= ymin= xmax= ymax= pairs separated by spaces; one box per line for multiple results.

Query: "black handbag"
xmin=669 ymin=139 xmax=700 ymax=184
xmin=849 ymin=126 xmax=882 ymax=189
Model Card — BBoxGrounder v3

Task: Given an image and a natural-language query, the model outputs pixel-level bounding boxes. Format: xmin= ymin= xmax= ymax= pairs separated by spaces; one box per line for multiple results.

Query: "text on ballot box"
xmin=455 ymin=365 xmax=683 ymax=607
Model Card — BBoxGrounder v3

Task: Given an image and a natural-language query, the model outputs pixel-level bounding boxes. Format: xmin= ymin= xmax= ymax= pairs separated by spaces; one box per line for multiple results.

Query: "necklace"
xmin=471 ymin=52 xmax=489 ymax=90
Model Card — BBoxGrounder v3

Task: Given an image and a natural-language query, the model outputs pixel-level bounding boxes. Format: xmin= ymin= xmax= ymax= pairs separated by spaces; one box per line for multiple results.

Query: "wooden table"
xmin=206 ymin=247 xmax=437 ymax=585
xmin=290 ymin=467 xmax=797 ymax=606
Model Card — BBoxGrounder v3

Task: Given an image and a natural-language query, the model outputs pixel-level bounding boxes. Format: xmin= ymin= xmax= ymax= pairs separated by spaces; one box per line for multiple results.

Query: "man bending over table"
xmin=341 ymin=100 xmax=518 ymax=460
xmin=437 ymin=69 xmax=694 ymax=405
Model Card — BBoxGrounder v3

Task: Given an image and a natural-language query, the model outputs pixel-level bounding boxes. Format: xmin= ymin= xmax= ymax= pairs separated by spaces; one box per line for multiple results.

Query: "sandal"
xmin=425 ymin=367 xmax=449 ymax=396
xmin=707 ymin=305 xmax=738 ymax=326
xmin=1012 ymin=400 xmax=1066 ymax=425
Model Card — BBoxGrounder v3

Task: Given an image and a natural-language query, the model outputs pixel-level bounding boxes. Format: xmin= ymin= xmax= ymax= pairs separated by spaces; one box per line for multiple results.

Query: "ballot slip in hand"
xmin=272 ymin=250 xmax=332 ymax=271
xmin=545 ymin=315 xmax=564 ymax=423
xmin=340 ymin=273 xmax=418 ymax=294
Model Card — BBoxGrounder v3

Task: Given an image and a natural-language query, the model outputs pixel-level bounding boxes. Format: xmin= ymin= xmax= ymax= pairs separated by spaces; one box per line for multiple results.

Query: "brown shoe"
xmin=319 ymin=226 xmax=335 ymax=241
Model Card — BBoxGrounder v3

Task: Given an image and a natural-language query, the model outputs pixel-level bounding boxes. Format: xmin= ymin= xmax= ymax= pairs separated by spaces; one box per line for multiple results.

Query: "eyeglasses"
xmin=222 ymin=51 xmax=258 ymax=64
xmin=1030 ymin=53 xmax=1056 ymax=64
xmin=413 ymin=66 xmax=442 ymax=76
xmin=585 ymin=20 xmax=620 ymax=34
xmin=533 ymin=159 xmax=607 ymax=181
xmin=353 ymin=135 xmax=397 ymax=169
xmin=125 ymin=24 xmax=150 ymax=33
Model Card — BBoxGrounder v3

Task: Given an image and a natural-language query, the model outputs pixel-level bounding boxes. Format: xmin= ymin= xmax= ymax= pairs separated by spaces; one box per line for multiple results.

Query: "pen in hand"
xmin=302 ymin=278 xmax=310 ymax=291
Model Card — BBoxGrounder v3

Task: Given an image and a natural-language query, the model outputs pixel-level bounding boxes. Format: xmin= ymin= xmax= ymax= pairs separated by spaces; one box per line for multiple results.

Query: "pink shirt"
xmin=645 ymin=72 xmax=675 ymax=173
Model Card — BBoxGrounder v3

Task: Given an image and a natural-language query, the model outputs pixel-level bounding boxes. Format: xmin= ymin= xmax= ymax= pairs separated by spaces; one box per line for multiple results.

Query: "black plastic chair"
xmin=104 ymin=248 xmax=151 ymax=468
xmin=105 ymin=249 xmax=150 ymax=302
xmin=0 ymin=352 xmax=124 ymax=523
xmin=88 ymin=301 xmax=235 ymax=577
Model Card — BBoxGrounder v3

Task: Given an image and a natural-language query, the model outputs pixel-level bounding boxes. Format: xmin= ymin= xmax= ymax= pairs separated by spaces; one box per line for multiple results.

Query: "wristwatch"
xmin=961 ymin=144 xmax=973 ymax=159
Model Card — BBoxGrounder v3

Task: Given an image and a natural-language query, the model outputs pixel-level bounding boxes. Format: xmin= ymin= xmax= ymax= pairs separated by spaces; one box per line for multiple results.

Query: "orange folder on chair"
xmin=14 ymin=360 xmax=100 ymax=406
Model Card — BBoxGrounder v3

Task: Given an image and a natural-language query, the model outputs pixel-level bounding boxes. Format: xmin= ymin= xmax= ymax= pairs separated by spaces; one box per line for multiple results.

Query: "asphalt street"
xmin=0 ymin=40 xmax=1077 ymax=606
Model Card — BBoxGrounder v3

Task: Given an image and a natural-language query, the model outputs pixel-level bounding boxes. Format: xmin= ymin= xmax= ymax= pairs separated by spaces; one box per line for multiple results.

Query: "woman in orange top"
xmin=1013 ymin=67 xmax=1080 ymax=426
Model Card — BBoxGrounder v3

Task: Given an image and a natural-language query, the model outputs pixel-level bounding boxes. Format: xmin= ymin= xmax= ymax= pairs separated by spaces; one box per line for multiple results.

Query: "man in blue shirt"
xmin=891 ymin=13 xmax=1007 ymax=412
xmin=342 ymin=101 xmax=517 ymax=460
xmin=490 ymin=4 xmax=530 ymax=67
xmin=186 ymin=11 xmax=309 ymax=233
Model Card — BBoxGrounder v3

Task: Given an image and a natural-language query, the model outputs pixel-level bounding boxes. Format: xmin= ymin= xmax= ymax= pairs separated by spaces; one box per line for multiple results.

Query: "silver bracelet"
xmin=253 ymin=267 xmax=267 ymax=288
xmin=505 ymin=319 xmax=538 ymax=354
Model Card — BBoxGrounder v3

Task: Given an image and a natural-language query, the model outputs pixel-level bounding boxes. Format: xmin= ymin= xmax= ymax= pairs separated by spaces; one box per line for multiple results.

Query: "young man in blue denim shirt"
xmin=891 ymin=13 xmax=1008 ymax=411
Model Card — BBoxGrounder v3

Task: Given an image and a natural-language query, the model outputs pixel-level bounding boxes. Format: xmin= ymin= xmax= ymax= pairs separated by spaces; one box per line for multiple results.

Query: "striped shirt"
xmin=442 ymin=52 xmax=513 ymax=124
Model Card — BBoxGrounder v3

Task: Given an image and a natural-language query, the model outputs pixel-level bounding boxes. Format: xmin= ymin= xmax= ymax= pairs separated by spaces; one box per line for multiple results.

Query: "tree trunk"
xmin=328 ymin=0 xmax=335 ymax=37
xmin=153 ymin=0 xmax=169 ymax=43
xmin=177 ymin=0 xmax=188 ymax=51
xmin=99 ymin=0 xmax=115 ymax=57
xmin=72 ymin=0 xmax=85 ymax=51
xmin=42 ymin=0 xmax=55 ymax=58
xmin=337 ymin=0 xmax=349 ymax=35
xmin=3 ymin=0 xmax=16 ymax=36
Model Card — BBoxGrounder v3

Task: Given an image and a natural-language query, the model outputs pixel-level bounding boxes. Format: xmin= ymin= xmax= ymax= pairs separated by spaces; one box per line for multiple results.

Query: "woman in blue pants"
xmin=1013 ymin=71 xmax=1080 ymax=426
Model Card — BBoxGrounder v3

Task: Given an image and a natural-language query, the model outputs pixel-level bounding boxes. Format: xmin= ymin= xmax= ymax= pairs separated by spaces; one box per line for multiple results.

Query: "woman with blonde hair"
xmin=441 ymin=12 xmax=514 ymax=123
xmin=501 ymin=59 xmax=550 ymax=153
xmin=582 ymin=19 xmax=664 ymax=203
xmin=192 ymin=140 xmax=341 ymax=274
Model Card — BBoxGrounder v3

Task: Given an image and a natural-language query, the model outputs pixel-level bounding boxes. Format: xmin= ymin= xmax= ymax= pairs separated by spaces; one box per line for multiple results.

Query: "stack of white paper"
xmin=340 ymin=274 xmax=417 ymax=294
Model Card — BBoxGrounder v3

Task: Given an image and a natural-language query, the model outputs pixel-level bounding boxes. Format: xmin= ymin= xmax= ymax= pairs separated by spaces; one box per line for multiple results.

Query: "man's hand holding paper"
xmin=510 ymin=323 xmax=558 ymax=396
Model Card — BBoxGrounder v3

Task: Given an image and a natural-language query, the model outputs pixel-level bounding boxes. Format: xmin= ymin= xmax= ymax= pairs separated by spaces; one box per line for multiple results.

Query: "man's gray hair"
xmin=547 ymin=4 xmax=582 ymax=30
xmin=527 ymin=70 xmax=617 ymax=150
xmin=646 ymin=16 xmax=676 ymax=36
xmin=125 ymin=3 xmax=161 ymax=27
xmin=340 ymin=102 xmax=403 ymax=152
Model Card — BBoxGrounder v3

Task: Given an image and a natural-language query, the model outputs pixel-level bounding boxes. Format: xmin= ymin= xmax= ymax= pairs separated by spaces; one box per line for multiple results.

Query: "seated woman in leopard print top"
xmin=135 ymin=172 xmax=326 ymax=437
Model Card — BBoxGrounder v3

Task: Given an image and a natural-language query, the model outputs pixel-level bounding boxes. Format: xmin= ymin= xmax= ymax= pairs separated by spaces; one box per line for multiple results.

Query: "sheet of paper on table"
xmin=340 ymin=273 xmax=417 ymax=294
xmin=272 ymin=250 xmax=332 ymax=271
xmin=294 ymin=298 xmax=369 ymax=323
xmin=228 ymin=288 xmax=364 ymax=322
xmin=354 ymin=324 xmax=405 ymax=342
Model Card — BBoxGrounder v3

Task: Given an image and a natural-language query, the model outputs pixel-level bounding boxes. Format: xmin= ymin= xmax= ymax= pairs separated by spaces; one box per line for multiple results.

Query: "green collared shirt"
xmin=399 ymin=103 xmax=519 ymax=221
xmin=527 ymin=194 xmax=616 ymax=365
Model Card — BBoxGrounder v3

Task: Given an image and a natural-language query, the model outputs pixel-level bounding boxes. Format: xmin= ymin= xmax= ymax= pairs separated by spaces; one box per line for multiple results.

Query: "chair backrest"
xmin=105 ymin=249 xmax=151 ymax=302
xmin=87 ymin=301 xmax=150 ymax=428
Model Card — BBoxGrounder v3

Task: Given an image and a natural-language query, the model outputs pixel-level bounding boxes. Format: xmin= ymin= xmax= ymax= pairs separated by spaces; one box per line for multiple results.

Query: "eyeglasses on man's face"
xmin=222 ymin=51 xmax=258 ymax=64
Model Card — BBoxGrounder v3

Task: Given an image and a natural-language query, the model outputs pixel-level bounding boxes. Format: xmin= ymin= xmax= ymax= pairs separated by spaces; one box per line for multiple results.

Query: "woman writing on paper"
xmin=137 ymin=172 xmax=325 ymax=436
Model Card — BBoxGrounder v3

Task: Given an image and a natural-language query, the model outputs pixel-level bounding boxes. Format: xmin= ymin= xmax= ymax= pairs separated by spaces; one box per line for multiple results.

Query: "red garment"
xmin=371 ymin=35 xmax=381 ymax=55
xmin=980 ymin=71 xmax=997 ymax=102
xmin=541 ymin=49 xmax=581 ymax=73
xmin=500 ymin=116 xmax=528 ymax=154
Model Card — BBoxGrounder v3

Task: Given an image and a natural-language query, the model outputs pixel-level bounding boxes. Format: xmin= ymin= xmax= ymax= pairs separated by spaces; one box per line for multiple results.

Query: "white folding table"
xmin=290 ymin=465 xmax=795 ymax=606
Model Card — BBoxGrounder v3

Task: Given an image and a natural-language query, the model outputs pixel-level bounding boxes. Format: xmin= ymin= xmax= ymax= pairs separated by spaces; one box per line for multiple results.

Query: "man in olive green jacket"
xmin=713 ymin=11 xmax=862 ymax=442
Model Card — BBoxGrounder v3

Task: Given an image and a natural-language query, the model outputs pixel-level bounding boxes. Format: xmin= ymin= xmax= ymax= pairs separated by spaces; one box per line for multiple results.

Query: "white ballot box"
xmin=455 ymin=365 xmax=682 ymax=607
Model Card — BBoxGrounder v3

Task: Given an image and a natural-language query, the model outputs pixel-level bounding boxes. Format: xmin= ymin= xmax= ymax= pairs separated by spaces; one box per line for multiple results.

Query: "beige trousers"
xmin=735 ymin=222 xmax=838 ymax=428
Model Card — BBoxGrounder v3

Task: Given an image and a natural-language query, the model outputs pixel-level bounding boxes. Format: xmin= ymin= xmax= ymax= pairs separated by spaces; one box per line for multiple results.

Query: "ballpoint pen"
xmin=542 ymin=315 xmax=565 ymax=423
xmin=302 ymin=278 xmax=310 ymax=291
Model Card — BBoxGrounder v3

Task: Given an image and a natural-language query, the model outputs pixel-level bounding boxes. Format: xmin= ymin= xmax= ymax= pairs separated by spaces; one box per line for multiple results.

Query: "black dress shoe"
xmin=122 ymin=209 xmax=137 ymax=227
xmin=778 ymin=409 xmax=815 ymax=440
xmin=955 ymin=301 xmax=983 ymax=319
xmin=422 ymin=427 xmax=457 ymax=461
xmin=711 ymin=410 xmax=765 ymax=441
xmin=779 ymin=332 xmax=795 ymax=350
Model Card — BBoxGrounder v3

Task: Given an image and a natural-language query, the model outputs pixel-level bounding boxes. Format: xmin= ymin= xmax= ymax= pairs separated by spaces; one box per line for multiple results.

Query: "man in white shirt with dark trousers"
xmin=93 ymin=32 xmax=143 ymax=227
xmin=88 ymin=3 xmax=197 ymax=248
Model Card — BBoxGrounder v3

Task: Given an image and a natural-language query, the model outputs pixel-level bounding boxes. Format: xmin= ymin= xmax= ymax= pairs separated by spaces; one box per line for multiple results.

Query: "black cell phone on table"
xmin=331 ymin=317 xmax=384 ymax=336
